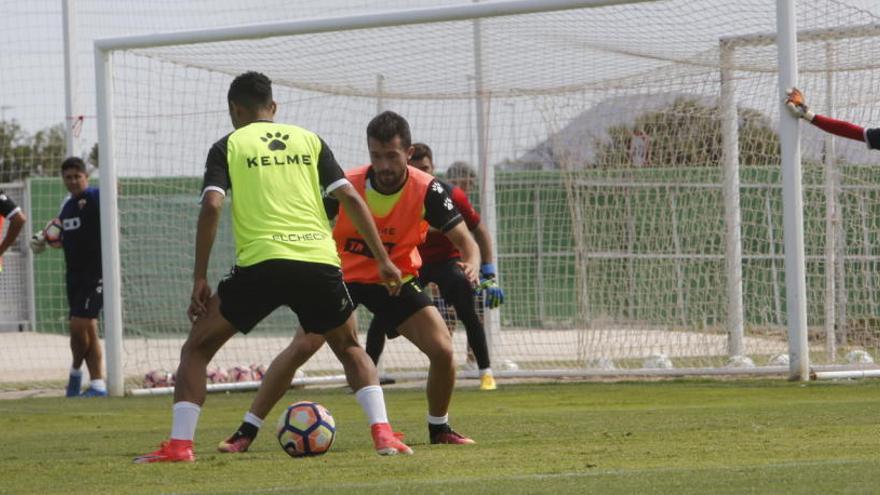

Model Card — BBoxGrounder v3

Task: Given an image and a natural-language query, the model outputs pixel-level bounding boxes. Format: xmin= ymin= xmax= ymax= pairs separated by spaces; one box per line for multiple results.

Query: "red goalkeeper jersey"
xmin=419 ymin=180 xmax=481 ymax=264
xmin=812 ymin=114 xmax=880 ymax=149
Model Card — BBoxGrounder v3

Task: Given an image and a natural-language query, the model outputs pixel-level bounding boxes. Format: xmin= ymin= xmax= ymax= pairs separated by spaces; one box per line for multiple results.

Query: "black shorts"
xmin=66 ymin=272 xmax=103 ymax=319
xmin=348 ymin=277 xmax=433 ymax=339
xmin=217 ymin=259 xmax=354 ymax=334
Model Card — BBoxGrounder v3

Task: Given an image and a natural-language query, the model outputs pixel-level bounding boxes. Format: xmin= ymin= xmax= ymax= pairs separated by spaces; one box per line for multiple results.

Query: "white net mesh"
xmin=96 ymin=0 xmax=880 ymax=385
xmin=9 ymin=0 xmax=880 ymax=388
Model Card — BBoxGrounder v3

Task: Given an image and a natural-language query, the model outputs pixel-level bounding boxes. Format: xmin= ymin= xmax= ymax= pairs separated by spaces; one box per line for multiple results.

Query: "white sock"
xmin=243 ymin=411 xmax=264 ymax=429
xmin=170 ymin=401 xmax=201 ymax=441
xmin=70 ymin=367 xmax=82 ymax=377
xmin=427 ymin=413 xmax=449 ymax=426
xmin=479 ymin=368 xmax=493 ymax=377
xmin=89 ymin=379 xmax=106 ymax=392
xmin=355 ymin=385 xmax=389 ymax=425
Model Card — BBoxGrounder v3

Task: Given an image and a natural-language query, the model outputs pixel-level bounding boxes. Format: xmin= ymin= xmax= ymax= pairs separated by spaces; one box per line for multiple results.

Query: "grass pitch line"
xmin=181 ymin=457 xmax=876 ymax=495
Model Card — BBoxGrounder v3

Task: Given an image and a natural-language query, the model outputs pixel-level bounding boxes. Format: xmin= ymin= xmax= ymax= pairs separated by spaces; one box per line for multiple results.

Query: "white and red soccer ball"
xmin=207 ymin=366 xmax=229 ymax=384
xmin=228 ymin=365 xmax=254 ymax=382
xmin=143 ymin=369 xmax=174 ymax=388
xmin=43 ymin=218 xmax=64 ymax=248
xmin=276 ymin=401 xmax=336 ymax=457
xmin=250 ymin=363 xmax=268 ymax=381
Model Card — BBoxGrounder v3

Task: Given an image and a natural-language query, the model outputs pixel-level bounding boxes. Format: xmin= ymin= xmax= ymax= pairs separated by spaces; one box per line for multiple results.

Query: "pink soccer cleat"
xmin=371 ymin=423 xmax=413 ymax=455
xmin=133 ymin=439 xmax=195 ymax=464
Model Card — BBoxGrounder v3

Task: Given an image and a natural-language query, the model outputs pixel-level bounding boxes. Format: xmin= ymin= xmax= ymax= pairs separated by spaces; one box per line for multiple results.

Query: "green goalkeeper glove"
xmin=29 ymin=232 xmax=46 ymax=254
xmin=784 ymin=87 xmax=815 ymax=122
xmin=477 ymin=263 xmax=505 ymax=309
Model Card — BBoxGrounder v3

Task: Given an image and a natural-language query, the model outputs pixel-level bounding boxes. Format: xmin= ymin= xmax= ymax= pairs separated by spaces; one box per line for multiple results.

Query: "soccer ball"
xmin=143 ymin=369 xmax=173 ymax=388
xmin=499 ymin=359 xmax=519 ymax=371
xmin=768 ymin=353 xmax=790 ymax=366
xmin=585 ymin=357 xmax=616 ymax=370
xmin=250 ymin=363 xmax=268 ymax=381
xmin=276 ymin=401 xmax=336 ymax=457
xmin=643 ymin=353 xmax=674 ymax=369
xmin=207 ymin=366 xmax=229 ymax=384
xmin=846 ymin=349 xmax=875 ymax=365
xmin=43 ymin=218 xmax=63 ymax=248
xmin=228 ymin=365 xmax=253 ymax=382
xmin=725 ymin=355 xmax=755 ymax=369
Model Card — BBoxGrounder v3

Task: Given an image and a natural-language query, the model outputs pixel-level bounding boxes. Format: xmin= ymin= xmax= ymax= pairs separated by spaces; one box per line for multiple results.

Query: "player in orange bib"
xmin=220 ymin=111 xmax=481 ymax=447
xmin=364 ymin=144 xmax=502 ymax=391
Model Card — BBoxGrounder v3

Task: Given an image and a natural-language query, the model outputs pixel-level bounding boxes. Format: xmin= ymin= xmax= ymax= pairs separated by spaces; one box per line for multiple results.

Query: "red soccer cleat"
xmin=217 ymin=432 xmax=253 ymax=453
xmin=371 ymin=423 xmax=413 ymax=455
xmin=133 ymin=439 xmax=195 ymax=463
xmin=430 ymin=424 xmax=476 ymax=445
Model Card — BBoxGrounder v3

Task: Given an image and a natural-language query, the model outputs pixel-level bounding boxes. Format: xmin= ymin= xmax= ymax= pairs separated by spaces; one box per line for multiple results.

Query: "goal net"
xmin=93 ymin=0 xmax=880 ymax=392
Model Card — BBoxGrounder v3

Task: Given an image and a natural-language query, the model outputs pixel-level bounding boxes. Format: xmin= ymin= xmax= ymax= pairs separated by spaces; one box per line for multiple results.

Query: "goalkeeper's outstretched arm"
xmin=785 ymin=87 xmax=880 ymax=149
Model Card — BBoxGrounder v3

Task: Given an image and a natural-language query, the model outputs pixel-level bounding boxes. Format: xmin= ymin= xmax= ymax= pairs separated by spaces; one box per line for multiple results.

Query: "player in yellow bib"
xmin=135 ymin=72 xmax=411 ymax=463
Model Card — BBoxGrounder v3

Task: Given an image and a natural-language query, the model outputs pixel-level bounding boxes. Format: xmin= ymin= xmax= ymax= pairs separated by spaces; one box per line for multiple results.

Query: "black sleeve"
xmin=202 ymin=136 xmax=230 ymax=194
xmin=317 ymin=138 xmax=346 ymax=191
xmin=424 ymin=179 xmax=463 ymax=232
xmin=323 ymin=195 xmax=340 ymax=221
xmin=866 ymin=128 xmax=880 ymax=150
xmin=0 ymin=192 xmax=18 ymax=218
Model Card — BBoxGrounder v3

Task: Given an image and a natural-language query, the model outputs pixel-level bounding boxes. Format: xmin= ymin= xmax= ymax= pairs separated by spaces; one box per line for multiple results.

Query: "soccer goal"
xmin=92 ymin=0 xmax=880 ymax=395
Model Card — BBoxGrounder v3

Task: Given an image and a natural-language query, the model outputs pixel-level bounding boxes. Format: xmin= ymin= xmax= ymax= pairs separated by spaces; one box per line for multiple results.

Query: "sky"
xmin=4 ymin=0 xmax=880 ymax=174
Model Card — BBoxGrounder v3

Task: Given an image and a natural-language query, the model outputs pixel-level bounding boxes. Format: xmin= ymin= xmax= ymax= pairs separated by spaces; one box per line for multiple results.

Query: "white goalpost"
xmin=776 ymin=0 xmax=810 ymax=382
xmin=90 ymin=0 xmax=880 ymax=396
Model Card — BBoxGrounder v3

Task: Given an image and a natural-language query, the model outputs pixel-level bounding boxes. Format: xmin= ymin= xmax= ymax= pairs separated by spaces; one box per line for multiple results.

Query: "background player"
xmin=0 ymin=190 xmax=26 ymax=273
xmin=135 ymin=72 xmax=409 ymax=463
xmin=365 ymin=143 xmax=504 ymax=390
xmin=30 ymin=157 xmax=106 ymax=398
xmin=219 ymin=111 xmax=481 ymax=449
xmin=785 ymin=87 xmax=880 ymax=148
xmin=445 ymin=161 xmax=505 ymax=331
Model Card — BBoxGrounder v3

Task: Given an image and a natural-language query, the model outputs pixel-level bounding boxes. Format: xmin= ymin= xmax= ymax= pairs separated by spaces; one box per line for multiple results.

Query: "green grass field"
xmin=2 ymin=379 xmax=880 ymax=494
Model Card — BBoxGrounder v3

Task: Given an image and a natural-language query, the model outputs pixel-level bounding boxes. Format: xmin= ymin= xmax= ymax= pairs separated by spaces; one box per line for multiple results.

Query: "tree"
xmin=0 ymin=121 xmax=66 ymax=181
xmin=87 ymin=142 xmax=98 ymax=168
xmin=0 ymin=120 xmax=27 ymax=182
xmin=593 ymin=98 xmax=780 ymax=168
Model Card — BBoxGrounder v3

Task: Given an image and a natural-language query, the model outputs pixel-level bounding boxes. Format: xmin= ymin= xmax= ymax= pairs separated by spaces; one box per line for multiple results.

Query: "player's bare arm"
xmin=189 ymin=190 xmax=223 ymax=321
xmin=444 ymin=222 xmax=479 ymax=284
xmin=0 ymin=210 xmax=25 ymax=258
xmin=332 ymin=183 xmax=403 ymax=295
xmin=471 ymin=222 xmax=494 ymax=265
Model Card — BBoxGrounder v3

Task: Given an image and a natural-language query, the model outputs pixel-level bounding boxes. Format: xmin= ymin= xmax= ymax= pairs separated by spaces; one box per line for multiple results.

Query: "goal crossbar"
xmin=94 ymin=0 xmax=657 ymax=52
xmin=720 ymin=22 xmax=880 ymax=49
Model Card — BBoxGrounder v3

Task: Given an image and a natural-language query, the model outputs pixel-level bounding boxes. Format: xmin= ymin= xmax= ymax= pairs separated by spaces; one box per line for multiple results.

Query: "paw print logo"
xmin=260 ymin=132 xmax=289 ymax=151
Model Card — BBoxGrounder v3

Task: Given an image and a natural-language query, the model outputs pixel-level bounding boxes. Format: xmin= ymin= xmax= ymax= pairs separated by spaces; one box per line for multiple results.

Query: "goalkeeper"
xmin=30 ymin=157 xmax=107 ymax=398
xmin=785 ymin=87 xmax=880 ymax=149
xmin=365 ymin=145 xmax=504 ymax=391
